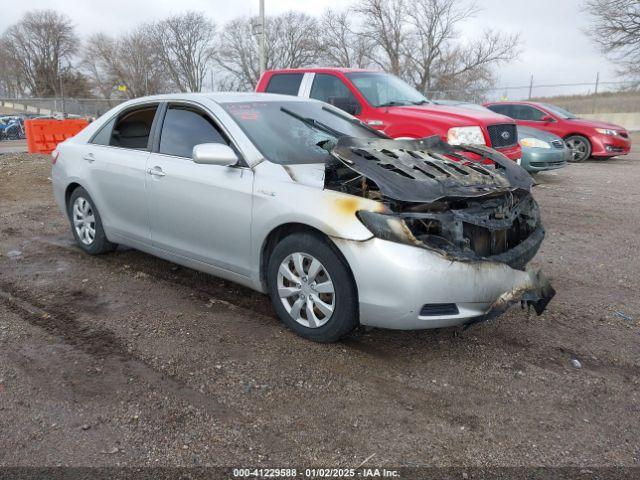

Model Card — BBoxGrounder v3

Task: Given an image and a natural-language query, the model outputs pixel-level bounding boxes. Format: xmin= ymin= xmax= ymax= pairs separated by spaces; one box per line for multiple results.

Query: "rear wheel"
xmin=67 ymin=187 xmax=116 ymax=255
xmin=267 ymin=232 xmax=358 ymax=342
xmin=565 ymin=135 xmax=591 ymax=162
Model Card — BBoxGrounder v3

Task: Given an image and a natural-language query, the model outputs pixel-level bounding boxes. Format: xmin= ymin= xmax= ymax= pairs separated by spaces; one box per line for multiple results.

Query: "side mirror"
xmin=541 ymin=115 xmax=554 ymax=123
xmin=192 ymin=143 xmax=238 ymax=166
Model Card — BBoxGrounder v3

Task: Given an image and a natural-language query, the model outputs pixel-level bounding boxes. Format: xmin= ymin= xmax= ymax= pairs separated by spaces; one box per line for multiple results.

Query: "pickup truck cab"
xmin=256 ymin=68 xmax=521 ymax=161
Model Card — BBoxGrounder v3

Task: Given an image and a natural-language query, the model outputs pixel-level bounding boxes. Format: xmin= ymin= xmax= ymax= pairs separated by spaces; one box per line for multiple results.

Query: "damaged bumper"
xmin=333 ymin=236 xmax=555 ymax=330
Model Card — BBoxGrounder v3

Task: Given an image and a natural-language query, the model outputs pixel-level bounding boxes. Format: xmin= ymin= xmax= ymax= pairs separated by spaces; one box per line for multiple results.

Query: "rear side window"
xmin=265 ymin=74 xmax=304 ymax=96
xmin=159 ymin=105 xmax=228 ymax=158
xmin=91 ymin=104 xmax=158 ymax=150
xmin=486 ymin=104 xmax=513 ymax=117
xmin=91 ymin=117 xmax=116 ymax=146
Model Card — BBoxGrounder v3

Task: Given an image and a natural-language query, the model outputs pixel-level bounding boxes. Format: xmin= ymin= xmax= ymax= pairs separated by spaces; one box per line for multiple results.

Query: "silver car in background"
xmin=52 ymin=93 xmax=554 ymax=342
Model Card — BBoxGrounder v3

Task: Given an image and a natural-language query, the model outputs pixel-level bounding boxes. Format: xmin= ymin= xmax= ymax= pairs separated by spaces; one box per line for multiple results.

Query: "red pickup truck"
xmin=256 ymin=68 xmax=522 ymax=161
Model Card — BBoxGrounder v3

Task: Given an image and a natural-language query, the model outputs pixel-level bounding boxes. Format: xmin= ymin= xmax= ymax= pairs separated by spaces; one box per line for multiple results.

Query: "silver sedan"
xmin=52 ymin=93 xmax=554 ymax=342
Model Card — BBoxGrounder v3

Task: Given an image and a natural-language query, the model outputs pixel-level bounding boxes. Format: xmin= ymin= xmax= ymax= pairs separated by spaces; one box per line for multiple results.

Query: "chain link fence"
xmin=2 ymin=76 xmax=640 ymax=119
xmin=0 ymin=97 xmax=125 ymax=118
xmin=426 ymin=77 xmax=640 ymax=114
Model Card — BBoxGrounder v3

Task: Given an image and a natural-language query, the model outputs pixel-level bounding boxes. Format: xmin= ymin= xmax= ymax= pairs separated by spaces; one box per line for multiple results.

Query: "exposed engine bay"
xmin=325 ymin=136 xmax=546 ymax=271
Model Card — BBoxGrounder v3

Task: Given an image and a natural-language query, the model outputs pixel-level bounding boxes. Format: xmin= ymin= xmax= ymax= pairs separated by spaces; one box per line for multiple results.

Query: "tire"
xmin=67 ymin=186 xmax=116 ymax=255
xmin=267 ymin=232 xmax=359 ymax=342
xmin=565 ymin=135 xmax=592 ymax=163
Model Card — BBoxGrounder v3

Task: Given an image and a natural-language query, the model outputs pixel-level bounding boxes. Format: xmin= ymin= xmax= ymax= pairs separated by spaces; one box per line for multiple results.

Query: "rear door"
xmin=146 ymin=102 xmax=254 ymax=275
xmin=83 ymin=103 xmax=159 ymax=243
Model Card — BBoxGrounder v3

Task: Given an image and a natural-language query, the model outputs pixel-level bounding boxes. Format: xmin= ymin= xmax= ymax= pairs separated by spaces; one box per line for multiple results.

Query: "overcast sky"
xmin=1 ymin=0 xmax=617 ymax=97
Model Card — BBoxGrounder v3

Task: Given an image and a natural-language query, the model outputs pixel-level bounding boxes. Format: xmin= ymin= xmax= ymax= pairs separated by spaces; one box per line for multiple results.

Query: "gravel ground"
xmin=0 ymin=143 xmax=639 ymax=469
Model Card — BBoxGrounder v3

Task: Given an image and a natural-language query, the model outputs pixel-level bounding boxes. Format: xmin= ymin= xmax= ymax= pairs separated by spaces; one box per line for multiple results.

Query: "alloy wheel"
xmin=566 ymin=137 xmax=588 ymax=162
xmin=276 ymin=252 xmax=335 ymax=328
xmin=72 ymin=196 xmax=96 ymax=245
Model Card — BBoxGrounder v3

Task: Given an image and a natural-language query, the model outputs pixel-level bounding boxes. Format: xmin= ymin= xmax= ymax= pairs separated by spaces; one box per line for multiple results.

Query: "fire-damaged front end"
xmin=324 ymin=135 xmax=555 ymax=329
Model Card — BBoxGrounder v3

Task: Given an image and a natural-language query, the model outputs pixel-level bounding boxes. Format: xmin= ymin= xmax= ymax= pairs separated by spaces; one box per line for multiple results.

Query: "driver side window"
xmin=159 ymin=104 xmax=229 ymax=158
xmin=310 ymin=74 xmax=361 ymax=115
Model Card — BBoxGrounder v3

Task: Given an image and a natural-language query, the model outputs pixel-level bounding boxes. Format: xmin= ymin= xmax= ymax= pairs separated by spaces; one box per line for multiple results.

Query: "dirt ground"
xmin=0 ymin=141 xmax=639 ymax=469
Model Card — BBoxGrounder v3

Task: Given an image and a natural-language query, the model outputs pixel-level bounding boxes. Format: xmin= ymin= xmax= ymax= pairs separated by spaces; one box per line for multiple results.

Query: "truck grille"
xmin=487 ymin=124 xmax=518 ymax=149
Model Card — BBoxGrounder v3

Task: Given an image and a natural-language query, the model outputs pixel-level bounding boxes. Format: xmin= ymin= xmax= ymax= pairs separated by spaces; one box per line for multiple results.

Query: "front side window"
xmin=91 ymin=104 xmax=158 ymax=150
xmin=159 ymin=105 xmax=228 ymax=158
xmin=221 ymin=100 xmax=379 ymax=165
xmin=265 ymin=74 xmax=304 ymax=96
xmin=345 ymin=72 xmax=429 ymax=108
xmin=310 ymin=74 xmax=361 ymax=114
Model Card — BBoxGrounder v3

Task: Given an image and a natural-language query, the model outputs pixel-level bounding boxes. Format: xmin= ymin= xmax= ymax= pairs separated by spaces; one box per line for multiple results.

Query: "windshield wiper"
xmin=321 ymin=106 xmax=389 ymax=139
xmin=376 ymin=101 xmax=409 ymax=107
xmin=280 ymin=107 xmax=346 ymax=138
xmin=410 ymin=99 xmax=430 ymax=105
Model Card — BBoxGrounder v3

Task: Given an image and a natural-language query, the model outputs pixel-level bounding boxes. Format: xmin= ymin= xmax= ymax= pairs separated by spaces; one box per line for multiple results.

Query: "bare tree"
xmin=317 ymin=9 xmax=372 ymax=68
xmin=216 ymin=11 xmax=321 ymax=90
xmin=150 ymin=12 xmax=217 ymax=92
xmin=355 ymin=0 xmax=408 ymax=75
xmin=355 ymin=0 xmax=519 ymax=98
xmin=584 ymin=0 xmax=640 ymax=80
xmin=1 ymin=10 xmax=78 ymax=97
xmin=82 ymin=27 xmax=169 ymax=99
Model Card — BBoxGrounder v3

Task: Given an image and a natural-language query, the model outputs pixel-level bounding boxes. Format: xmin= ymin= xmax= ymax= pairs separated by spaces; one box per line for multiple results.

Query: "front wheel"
xmin=565 ymin=135 xmax=592 ymax=162
xmin=267 ymin=232 xmax=359 ymax=342
xmin=67 ymin=187 xmax=116 ymax=255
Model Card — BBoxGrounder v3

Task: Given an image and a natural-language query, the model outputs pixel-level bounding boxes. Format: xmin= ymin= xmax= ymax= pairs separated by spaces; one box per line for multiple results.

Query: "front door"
xmin=146 ymin=103 xmax=254 ymax=276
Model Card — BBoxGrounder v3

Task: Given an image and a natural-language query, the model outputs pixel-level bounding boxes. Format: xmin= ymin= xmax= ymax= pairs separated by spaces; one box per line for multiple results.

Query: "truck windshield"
xmin=221 ymin=100 xmax=380 ymax=165
xmin=345 ymin=72 xmax=430 ymax=108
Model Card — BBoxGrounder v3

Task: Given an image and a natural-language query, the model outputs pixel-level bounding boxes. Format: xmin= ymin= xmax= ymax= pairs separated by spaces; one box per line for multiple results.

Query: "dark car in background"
xmin=484 ymin=101 xmax=631 ymax=162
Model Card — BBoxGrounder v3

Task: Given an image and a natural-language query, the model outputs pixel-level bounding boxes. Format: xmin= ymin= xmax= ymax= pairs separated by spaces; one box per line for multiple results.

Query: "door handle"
xmin=147 ymin=167 xmax=166 ymax=177
xmin=82 ymin=153 xmax=95 ymax=163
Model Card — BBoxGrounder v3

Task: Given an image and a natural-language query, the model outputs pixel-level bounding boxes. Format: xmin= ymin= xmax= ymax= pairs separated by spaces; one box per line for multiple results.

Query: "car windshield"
xmin=541 ymin=103 xmax=578 ymax=119
xmin=221 ymin=100 xmax=381 ymax=165
xmin=345 ymin=72 xmax=429 ymax=107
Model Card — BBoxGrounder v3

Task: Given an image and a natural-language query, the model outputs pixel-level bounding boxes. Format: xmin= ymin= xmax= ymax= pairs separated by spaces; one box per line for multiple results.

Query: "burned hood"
xmin=329 ymin=136 xmax=533 ymax=203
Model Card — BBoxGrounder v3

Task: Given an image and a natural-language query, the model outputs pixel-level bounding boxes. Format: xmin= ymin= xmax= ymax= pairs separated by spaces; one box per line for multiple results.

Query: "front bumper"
xmin=590 ymin=133 xmax=631 ymax=157
xmin=521 ymin=147 xmax=569 ymax=172
xmin=333 ymin=237 xmax=555 ymax=330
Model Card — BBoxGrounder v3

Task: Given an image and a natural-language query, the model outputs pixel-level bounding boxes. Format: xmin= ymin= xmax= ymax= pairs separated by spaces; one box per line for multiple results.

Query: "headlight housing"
xmin=519 ymin=137 xmax=551 ymax=149
xmin=447 ymin=126 xmax=486 ymax=146
xmin=595 ymin=128 xmax=617 ymax=136
xmin=356 ymin=211 xmax=414 ymax=245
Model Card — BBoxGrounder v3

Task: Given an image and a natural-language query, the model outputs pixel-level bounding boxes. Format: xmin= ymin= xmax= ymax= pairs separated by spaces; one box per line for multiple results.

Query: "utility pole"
xmin=259 ymin=0 xmax=266 ymax=78
xmin=592 ymin=72 xmax=600 ymax=114
xmin=528 ymin=75 xmax=534 ymax=100
xmin=59 ymin=58 xmax=66 ymax=118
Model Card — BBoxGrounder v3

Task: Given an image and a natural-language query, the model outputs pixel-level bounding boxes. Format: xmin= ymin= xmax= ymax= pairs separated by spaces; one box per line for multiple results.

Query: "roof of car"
xmin=124 ymin=92 xmax=311 ymax=105
xmin=264 ymin=67 xmax=377 ymax=74
xmin=484 ymin=100 xmax=546 ymax=107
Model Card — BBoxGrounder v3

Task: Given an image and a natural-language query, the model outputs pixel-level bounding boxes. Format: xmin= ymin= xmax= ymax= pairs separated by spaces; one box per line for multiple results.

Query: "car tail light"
xmin=51 ymin=150 xmax=59 ymax=165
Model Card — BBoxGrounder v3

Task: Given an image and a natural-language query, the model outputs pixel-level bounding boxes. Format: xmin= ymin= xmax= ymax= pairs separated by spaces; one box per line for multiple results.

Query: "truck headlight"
xmin=595 ymin=128 xmax=617 ymax=136
xmin=519 ymin=137 xmax=551 ymax=149
xmin=447 ymin=126 xmax=486 ymax=146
